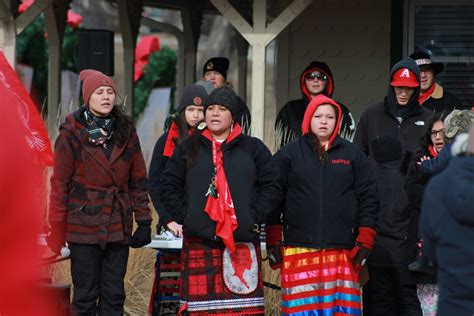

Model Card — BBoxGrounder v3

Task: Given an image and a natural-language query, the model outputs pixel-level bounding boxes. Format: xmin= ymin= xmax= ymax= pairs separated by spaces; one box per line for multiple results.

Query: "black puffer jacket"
xmin=269 ymin=134 xmax=379 ymax=249
xmin=159 ymin=132 xmax=280 ymax=242
xmin=148 ymin=132 xmax=173 ymax=229
xmin=354 ymin=58 xmax=435 ymax=158
xmin=367 ymin=159 xmax=409 ymax=268
xmin=275 ymin=61 xmax=355 ymax=146
xmin=403 ymin=147 xmax=438 ymax=284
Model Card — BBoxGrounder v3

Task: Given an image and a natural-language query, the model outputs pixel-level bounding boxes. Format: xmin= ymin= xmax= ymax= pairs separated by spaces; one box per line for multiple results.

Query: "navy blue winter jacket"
xmin=419 ymin=143 xmax=452 ymax=177
xmin=421 ymin=156 xmax=474 ymax=315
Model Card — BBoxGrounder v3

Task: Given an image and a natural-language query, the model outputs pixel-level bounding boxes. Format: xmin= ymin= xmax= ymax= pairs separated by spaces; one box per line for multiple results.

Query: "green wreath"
xmin=133 ymin=46 xmax=176 ymax=118
xmin=16 ymin=15 xmax=79 ymax=105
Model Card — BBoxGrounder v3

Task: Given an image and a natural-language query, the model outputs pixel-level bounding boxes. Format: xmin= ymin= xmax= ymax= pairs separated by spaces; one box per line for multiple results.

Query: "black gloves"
xmin=46 ymin=223 xmax=66 ymax=255
xmin=129 ymin=221 xmax=151 ymax=248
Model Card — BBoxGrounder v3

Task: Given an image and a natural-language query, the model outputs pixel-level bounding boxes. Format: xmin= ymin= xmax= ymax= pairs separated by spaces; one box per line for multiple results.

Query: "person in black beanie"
xmin=159 ymin=85 xmax=280 ymax=315
xmin=366 ymin=135 xmax=422 ymax=315
xmin=149 ymin=83 xmax=208 ymax=236
xmin=202 ymin=57 xmax=251 ymax=132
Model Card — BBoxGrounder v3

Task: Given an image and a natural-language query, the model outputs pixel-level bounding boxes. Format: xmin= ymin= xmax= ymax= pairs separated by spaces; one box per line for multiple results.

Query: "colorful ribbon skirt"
xmin=281 ymin=247 xmax=361 ymax=315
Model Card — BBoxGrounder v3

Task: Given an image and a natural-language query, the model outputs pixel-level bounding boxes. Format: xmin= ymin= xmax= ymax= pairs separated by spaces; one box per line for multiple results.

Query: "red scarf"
xmin=163 ymin=122 xmax=179 ymax=157
xmin=428 ymin=144 xmax=438 ymax=158
xmin=202 ymin=124 xmax=242 ymax=252
xmin=419 ymin=83 xmax=435 ymax=105
xmin=163 ymin=122 xmax=194 ymax=157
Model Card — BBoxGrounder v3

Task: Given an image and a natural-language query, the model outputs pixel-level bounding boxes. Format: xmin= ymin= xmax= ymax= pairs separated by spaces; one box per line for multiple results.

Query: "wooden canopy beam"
xmin=211 ymin=0 xmax=312 ymax=139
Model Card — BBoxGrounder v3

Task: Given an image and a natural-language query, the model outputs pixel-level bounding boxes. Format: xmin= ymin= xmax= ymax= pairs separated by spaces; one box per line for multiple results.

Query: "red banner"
xmin=0 ymin=52 xmax=53 ymax=166
xmin=0 ymin=58 xmax=56 ymax=315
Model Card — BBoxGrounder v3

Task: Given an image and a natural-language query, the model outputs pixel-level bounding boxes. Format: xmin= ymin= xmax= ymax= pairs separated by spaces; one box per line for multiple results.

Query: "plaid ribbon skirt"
xmin=281 ymin=247 xmax=362 ymax=315
xmin=179 ymin=237 xmax=264 ymax=315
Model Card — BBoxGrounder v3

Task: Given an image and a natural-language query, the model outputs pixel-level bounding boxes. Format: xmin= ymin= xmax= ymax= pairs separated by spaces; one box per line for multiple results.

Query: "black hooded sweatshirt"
xmin=354 ymin=58 xmax=435 ymax=158
xmin=275 ymin=61 xmax=355 ymax=147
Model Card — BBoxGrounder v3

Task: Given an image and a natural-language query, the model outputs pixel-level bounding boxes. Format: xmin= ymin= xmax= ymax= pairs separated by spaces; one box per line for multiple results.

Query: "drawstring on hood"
xmin=301 ymin=94 xmax=342 ymax=150
xmin=300 ymin=61 xmax=334 ymax=100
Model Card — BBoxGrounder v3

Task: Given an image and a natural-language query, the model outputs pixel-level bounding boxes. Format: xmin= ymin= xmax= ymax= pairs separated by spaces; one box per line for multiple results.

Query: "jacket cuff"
xmin=356 ymin=227 xmax=377 ymax=250
xmin=265 ymin=224 xmax=282 ymax=247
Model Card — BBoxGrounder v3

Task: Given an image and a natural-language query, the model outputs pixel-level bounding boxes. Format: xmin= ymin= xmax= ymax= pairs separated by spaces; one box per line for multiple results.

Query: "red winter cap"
xmin=390 ymin=68 xmax=419 ymax=87
xmin=79 ymin=69 xmax=116 ymax=105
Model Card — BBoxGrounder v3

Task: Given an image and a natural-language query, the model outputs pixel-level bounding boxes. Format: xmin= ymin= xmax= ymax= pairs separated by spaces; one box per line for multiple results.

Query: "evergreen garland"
xmin=16 ymin=15 xmax=79 ymax=104
xmin=16 ymin=16 xmax=48 ymax=100
xmin=17 ymin=17 xmax=177 ymax=119
xmin=133 ymin=46 xmax=177 ymax=118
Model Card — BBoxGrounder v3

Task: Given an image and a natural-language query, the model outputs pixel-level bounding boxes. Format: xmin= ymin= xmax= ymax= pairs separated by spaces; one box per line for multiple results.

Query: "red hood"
xmin=301 ymin=95 xmax=342 ymax=150
xmin=300 ymin=63 xmax=334 ymax=100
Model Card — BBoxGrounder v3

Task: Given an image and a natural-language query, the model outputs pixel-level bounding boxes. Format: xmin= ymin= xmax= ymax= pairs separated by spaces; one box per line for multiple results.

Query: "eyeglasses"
xmin=305 ymin=72 xmax=328 ymax=81
xmin=430 ymin=128 xmax=445 ymax=137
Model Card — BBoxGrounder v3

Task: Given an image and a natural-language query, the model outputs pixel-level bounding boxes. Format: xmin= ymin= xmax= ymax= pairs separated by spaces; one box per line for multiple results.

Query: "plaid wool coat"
xmin=49 ymin=108 xmax=150 ymax=247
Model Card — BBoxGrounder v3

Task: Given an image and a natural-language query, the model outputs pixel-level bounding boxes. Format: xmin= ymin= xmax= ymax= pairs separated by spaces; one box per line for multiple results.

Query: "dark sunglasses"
xmin=305 ymin=72 xmax=328 ymax=81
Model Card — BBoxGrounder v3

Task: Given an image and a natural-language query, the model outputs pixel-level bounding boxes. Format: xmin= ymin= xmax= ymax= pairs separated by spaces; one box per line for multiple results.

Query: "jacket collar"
xmin=302 ymin=133 xmax=343 ymax=153
xmin=431 ymin=83 xmax=444 ymax=99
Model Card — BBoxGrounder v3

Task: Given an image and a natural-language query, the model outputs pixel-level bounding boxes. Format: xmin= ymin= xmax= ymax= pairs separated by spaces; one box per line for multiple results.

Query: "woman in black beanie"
xmin=159 ymin=86 xmax=280 ymax=315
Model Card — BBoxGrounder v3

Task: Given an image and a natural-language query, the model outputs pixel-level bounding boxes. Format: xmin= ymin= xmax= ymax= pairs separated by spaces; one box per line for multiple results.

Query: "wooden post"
xmin=211 ymin=0 xmax=312 ymax=140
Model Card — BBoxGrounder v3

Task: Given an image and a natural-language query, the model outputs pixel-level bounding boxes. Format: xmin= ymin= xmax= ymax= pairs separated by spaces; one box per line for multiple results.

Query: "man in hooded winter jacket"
xmin=354 ymin=58 xmax=434 ymax=159
xmin=275 ymin=61 xmax=355 ymax=147
xmin=354 ymin=58 xmax=434 ymax=315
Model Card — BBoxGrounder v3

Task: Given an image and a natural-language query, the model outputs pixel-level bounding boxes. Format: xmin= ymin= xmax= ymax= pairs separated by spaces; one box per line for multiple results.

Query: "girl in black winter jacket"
xmin=267 ymin=94 xmax=379 ymax=315
xmin=159 ymin=87 xmax=280 ymax=315
xmin=149 ymin=83 xmax=208 ymax=236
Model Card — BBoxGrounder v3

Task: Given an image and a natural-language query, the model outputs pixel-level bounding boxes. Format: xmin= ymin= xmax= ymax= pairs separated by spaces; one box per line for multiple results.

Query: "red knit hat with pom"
xmin=79 ymin=69 xmax=116 ymax=105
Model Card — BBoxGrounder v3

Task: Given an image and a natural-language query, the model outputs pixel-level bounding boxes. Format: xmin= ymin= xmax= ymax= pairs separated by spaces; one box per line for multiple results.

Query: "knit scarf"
xmin=202 ymin=124 xmax=242 ymax=252
xmin=84 ymin=109 xmax=114 ymax=147
xmin=419 ymin=83 xmax=435 ymax=105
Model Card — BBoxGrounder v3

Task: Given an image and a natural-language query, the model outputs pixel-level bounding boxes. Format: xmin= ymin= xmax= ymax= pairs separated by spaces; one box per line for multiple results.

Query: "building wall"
xmin=275 ymin=0 xmax=392 ymax=120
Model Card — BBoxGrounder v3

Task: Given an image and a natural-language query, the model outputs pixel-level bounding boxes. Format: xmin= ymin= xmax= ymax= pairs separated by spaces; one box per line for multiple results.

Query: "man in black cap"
xmin=202 ymin=57 xmax=251 ymax=131
xmin=410 ymin=51 xmax=463 ymax=114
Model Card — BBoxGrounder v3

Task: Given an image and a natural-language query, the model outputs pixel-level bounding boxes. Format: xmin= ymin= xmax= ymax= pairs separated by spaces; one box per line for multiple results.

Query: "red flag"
xmin=0 ymin=61 xmax=56 ymax=315
xmin=0 ymin=52 xmax=53 ymax=166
